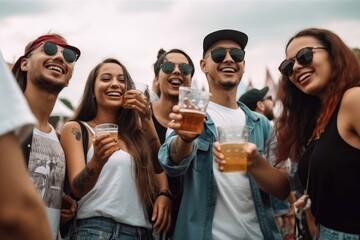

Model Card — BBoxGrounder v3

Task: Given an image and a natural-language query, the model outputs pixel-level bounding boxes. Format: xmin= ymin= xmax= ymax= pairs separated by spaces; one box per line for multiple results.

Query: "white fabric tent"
xmin=50 ymin=99 xmax=74 ymax=117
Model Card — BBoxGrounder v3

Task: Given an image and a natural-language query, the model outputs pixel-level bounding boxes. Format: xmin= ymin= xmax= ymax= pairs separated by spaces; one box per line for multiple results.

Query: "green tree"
xmin=59 ymin=98 xmax=75 ymax=111
xmin=352 ymin=48 xmax=360 ymax=59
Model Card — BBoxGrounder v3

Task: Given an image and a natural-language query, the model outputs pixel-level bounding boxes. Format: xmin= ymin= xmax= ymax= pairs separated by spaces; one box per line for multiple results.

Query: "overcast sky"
xmin=1 ymin=0 xmax=359 ymax=106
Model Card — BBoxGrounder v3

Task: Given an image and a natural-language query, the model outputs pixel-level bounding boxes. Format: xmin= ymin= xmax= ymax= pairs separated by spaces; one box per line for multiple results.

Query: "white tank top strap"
xmin=80 ymin=121 xmax=95 ymax=135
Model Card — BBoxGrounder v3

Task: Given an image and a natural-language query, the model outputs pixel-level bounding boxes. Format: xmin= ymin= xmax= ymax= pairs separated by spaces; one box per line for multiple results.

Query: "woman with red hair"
xmin=276 ymin=28 xmax=360 ymax=239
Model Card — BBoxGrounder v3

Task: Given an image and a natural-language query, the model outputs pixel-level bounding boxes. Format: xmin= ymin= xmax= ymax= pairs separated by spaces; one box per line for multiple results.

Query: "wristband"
xmin=180 ymin=135 xmax=199 ymax=143
xmin=157 ymin=190 xmax=173 ymax=200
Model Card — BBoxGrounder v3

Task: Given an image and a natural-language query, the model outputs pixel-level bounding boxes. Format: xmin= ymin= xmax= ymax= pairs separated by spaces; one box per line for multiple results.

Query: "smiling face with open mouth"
xmin=201 ymin=39 xmax=245 ymax=90
xmin=285 ymin=36 xmax=331 ymax=100
xmin=94 ymin=62 xmax=126 ymax=109
xmin=20 ymin=44 xmax=75 ymax=94
xmin=157 ymin=52 xmax=192 ymax=98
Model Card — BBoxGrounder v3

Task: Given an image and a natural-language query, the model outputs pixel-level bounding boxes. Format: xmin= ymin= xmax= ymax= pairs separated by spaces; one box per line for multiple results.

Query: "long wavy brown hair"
xmin=73 ymin=58 xmax=158 ymax=209
xmin=275 ymin=28 xmax=360 ymax=163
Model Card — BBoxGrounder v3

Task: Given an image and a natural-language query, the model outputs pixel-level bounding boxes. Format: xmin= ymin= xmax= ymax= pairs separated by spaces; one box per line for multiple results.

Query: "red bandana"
xmin=12 ymin=34 xmax=81 ymax=74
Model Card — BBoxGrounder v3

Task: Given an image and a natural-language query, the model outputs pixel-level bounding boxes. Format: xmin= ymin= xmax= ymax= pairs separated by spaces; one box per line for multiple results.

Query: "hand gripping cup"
xmin=178 ymin=87 xmax=211 ymax=135
xmin=217 ymin=125 xmax=249 ymax=172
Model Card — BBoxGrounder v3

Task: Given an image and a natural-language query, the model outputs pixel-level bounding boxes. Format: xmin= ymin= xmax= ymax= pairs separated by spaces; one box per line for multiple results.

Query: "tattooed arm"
xmin=59 ymin=121 xmax=118 ymax=198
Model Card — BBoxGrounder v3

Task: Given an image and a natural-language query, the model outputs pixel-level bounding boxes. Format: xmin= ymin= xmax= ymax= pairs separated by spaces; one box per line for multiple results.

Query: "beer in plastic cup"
xmin=217 ymin=125 xmax=249 ymax=172
xmin=178 ymin=87 xmax=211 ymax=135
xmin=94 ymin=123 xmax=118 ymax=139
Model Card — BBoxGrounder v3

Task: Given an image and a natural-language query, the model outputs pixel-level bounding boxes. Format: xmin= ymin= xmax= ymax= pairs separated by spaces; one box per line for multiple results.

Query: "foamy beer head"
xmin=178 ymin=87 xmax=211 ymax=134
xmin=217 ymin=125 xmax=249 ymax=172
xmin=94 ymin=123 xmax=119 ymax=138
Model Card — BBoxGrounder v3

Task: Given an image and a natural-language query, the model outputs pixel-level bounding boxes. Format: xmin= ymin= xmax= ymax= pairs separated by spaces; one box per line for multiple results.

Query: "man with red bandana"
xmin=12 ymin=33 xmax=81 ymax=239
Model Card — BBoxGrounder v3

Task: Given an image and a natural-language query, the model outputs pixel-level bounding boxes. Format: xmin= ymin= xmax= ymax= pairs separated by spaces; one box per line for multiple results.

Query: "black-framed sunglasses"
xmin=160 ymin=62 xmax=193 ymax=76
xmin=210 ymin=48 xmax=245 ymax=63
xmin=31 ymin=41 xmax=79 ymax=63
xmin=278 ymin=46 xmax=327 ymax=77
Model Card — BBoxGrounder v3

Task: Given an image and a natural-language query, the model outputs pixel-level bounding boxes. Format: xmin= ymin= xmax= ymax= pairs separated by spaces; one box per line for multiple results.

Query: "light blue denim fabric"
xmin=70 ymin=217 xmax=151 ymax=240
xmin=159 ymin=101 xmax=283 ymax=240
xmin=270 ymin=195 xmax=290 ymax=217
xmin=319 ymin=225 xmax=359 ymax=240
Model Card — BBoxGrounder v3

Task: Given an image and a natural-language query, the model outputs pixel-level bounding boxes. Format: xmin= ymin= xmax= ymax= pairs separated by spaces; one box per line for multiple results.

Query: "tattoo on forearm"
xmin=71 ymin=128 xmax=81 ymax=141
xmin=74 ymin=165 xmax=95 ymax=190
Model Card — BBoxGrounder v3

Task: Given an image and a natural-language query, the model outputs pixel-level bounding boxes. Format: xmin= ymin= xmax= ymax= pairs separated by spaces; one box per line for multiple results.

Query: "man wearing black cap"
xmin=12 ymin=33 xmax=80 ymax=239
xmin=159 ymin=29 xmax=289 ymax=239
xmin=239 ymin=86 xmax=275 ymax=121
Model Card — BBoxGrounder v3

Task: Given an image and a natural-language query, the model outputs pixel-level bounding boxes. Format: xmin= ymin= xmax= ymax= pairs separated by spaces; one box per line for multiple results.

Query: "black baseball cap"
xmin=203 ymin=29 xmax=248 ymax=55
xmin=239 ymin=87 xmax=269 ymax=111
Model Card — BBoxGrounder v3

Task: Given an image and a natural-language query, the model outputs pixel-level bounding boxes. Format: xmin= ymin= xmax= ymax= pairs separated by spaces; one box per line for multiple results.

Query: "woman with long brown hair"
xmin=60 ymin=58 xmax=166 ymax=239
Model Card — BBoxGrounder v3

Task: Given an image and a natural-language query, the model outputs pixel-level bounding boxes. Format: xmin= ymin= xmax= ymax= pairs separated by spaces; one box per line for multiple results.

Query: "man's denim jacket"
xmin=159 ymin=102 xmax=282 ymax=240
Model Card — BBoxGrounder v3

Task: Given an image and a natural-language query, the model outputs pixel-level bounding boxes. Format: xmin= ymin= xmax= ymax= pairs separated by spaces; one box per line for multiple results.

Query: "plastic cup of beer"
xmin=178 ymin=86 xmax=211 ymax=135
xmin=94 ymin=123 xmax=118 ymax=139
xmin=123 ymin=82 xmax=149 ymax=107
xmin=217 ymin=125 xmax=249 ymax=172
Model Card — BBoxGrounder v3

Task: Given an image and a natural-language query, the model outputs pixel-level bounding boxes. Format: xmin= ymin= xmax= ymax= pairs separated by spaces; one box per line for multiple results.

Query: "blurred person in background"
xmin=239 ymin=86 xmax=275 ymax=121
xmin=0 ymin=50 xmax=52 ymax=240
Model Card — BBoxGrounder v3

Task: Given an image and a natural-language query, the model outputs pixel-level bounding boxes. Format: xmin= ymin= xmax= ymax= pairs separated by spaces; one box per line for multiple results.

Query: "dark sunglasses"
xmin=32 ymin=41 xmax=79 ymax=63
xmin=161 ymin=62 xmax=193 ymax=76
xmin=278 ymin=46 xmax=327 ymax=77
xmin=210 ymin=48 xmax=245 ymax=63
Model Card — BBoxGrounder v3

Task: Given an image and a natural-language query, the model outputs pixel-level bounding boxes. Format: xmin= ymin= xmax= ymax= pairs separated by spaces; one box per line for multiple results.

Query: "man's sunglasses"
xmin=161 ymin=62 xmax=193 ymax=76
xmin=210 ymin=48 xmax=245 ymax=63
xmin=30 ymin=41 xmax=79 ymax=63
xmin=278 ymin=46 xmax=327 ymax=77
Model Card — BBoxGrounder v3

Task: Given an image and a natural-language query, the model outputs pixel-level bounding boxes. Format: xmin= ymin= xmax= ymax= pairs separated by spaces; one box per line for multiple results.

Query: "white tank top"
xmin=76 ymin=122 xmax=150 ymax=229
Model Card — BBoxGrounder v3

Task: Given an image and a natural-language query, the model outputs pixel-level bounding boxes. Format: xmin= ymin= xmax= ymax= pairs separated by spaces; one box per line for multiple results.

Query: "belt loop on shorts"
xmin=115 ymin=221 xmax=120 ymax=236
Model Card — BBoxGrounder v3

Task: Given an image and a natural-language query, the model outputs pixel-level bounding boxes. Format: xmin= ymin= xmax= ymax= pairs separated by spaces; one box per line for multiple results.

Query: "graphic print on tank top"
xmin=27 ymin=129 xmax=65 ymax=209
